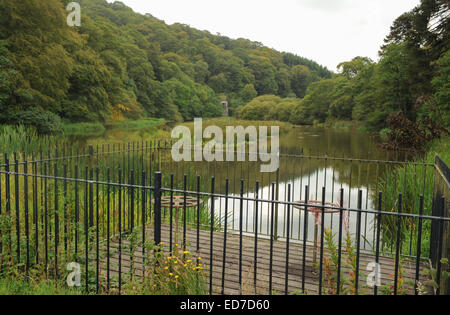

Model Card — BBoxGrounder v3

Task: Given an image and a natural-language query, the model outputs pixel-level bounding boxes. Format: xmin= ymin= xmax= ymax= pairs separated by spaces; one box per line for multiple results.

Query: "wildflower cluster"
xmin=121 ymin=241 xmax=208 ymax=295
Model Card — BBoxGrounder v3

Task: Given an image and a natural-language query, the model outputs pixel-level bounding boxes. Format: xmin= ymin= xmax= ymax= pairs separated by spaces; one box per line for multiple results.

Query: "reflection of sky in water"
xmin=166 ymin=125 xmax=410 ymax=252
xmin=211 ymin=167 xmax=376 ymax=251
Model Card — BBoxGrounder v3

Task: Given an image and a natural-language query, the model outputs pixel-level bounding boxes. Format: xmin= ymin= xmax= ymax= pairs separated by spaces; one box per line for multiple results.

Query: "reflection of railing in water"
xmin=0 ymin=141 xmax=448 ymax=295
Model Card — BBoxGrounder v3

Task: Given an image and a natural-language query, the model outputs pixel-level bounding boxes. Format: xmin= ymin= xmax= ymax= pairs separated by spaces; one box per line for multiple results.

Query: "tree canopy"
xmin=239 ymin=0 xmax=450 ymax=130
xmin=0 ymin=0 xmax=332 ymax=129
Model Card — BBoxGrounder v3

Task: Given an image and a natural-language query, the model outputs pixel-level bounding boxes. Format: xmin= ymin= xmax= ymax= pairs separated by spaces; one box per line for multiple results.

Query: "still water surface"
xmin=79 ymin=124 xmax=409 ymax=249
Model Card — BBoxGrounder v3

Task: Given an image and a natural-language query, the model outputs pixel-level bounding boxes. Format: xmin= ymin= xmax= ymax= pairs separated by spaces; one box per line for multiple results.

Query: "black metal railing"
xmin=0 ymin=142 xmax=448 ymax=295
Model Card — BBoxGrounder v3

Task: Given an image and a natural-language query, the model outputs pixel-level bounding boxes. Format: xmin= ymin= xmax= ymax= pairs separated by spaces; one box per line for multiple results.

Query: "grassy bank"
xmin=62 ymin=122 xmax=106 ymax=137
xmin=315 ymin=120 xmax=373 ymax=133
xmin=0 ymin=125 xmax=66 ymax=156
xmin=0 ymin=242 xmax=208 ymax=295
xmin=105 ymin=118 xmax=165 ymax=131
xmin=426 ymin=135 xmax=449 ymax=164
xmin=62 ymin=118 xmax=165 ymax=137
xmin=0 ymin=275 xmax=82 ymax=295
xmin=1 ymin=118 xmax=168 ymax=155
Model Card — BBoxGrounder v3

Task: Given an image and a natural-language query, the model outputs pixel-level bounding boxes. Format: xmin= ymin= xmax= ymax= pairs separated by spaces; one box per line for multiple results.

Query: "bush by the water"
xmin=381 ymin=114 xmax=449 ymax=152
xmin=6 ymin=109 xmax=63 ymax=134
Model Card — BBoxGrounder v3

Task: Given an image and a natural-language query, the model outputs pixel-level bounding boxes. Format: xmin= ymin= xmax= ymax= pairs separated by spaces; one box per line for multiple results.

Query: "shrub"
xmin=9 ymin=108 xmax=63 ymax=134
xmin=381 ymin=113 xmax=449 ymax=152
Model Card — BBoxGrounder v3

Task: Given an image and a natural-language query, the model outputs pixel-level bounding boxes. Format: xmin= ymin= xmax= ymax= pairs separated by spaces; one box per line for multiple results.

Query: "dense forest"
xmin=240 ymin=0 xmax=450 ymax=131
xmin=0 ymin=0 xmax=331 ymax=132
xmin=0 ymin=0 xmax=448 ymax=136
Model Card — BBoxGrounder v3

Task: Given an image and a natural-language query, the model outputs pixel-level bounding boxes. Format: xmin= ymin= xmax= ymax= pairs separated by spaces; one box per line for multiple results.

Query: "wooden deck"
xmin=98 ymin=224 xmax=427 ymax=295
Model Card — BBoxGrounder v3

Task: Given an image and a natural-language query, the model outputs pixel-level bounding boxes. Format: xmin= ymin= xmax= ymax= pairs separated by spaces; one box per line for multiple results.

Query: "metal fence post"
xmin=154 ymin=172 xmax=162 ymax=245
xmin=274 ymin=168 xmax=280 ymax=240
xmin=88 ymin=146 xmax=94 ymax=229
xmin=430 ymin=155 xmax=449 ymax=295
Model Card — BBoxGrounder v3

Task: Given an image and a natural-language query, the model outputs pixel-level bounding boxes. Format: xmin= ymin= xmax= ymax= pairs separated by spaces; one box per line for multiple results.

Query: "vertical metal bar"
xmin=196 ymin=176 xmax=201 ymax=279
xmin=63 ymin=164 xmax=68 ymax=254
xmin=274 ymin=169 xmax=280 ymax=240
xmin=284 ymin=184 xmax=291 ymax=295
xmin=74 ymin=165 xmax=79 ymax=260
xmin=415 ymin=195 xmax=424 ymax=295
xmin=4 ymin=154 xmax=11 ymax=265
xmin=221 ymin=179 xmax=229 ymax=295
xmin=209 ymin=176 xmax=215 ymax=295
xmin=0 ymin=155 xmax=3 ymax=274
xmin=318 ymin=186 xmax=326 ymax=295
xmin=106 ymin=168 xmax=111 ymax=291
xmin=169 ymin=174 xmax=174 ymax=253
xmin=154 ymin=172 xmax=162 ymax=245
xmin=14 ymin=157 xmax=20 ymax=264
xmin=88 ymin=147 xmax=94 ymax=229
xmin=183 ymin=175 xmax=187 ymax=250
xmin=337 ymin=189 xmax=344 ymax=295
xmin=374 ymin=192 xmax=382 ymax=295
xmin=32 ymin=160 xmax=38 ymax=264
xmin=130 ymin=170 xmax=135 ymax=232
xmin=85 ymin=166 xmax=89 ymax=293
xmin=269 ymin=182 xmax=275 ymax=295
xmin=302 ymin=186 xmax=309 ymax=293
xmin=141 ymin=170 xmax=146 ymax=278
xmin=355 ymin=190 xmax=362 ymax=295
xmin=435 ymin=197 xmax=445 ymax=296
xmin=95 ymin=168 xmax=99 ymax=294
xmin=44 ymin=163 xmax=48 ymax=275
xmin=24 ymin=161 xmax=29 ymax=278
xmin=394 ymin=193 xmax=402 ymax=295
xmin=254 ymin=181 xmax=259 ymax=295
xmin=239 ymin=179 xmax=244 ymax=295
xmin=118 ymin=168 xmax=122 ymax=295
xmin=54 ymin=163 xmax=59 ymax=279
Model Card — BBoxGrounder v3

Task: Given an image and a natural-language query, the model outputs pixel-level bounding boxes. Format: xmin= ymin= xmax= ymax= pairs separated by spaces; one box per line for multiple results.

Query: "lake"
xmin=74 ymin=122 xmax=413 ymax=250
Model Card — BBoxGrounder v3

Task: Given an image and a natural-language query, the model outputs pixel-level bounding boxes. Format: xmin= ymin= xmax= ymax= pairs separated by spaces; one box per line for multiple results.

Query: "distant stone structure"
xmin=221 ymin=101 xmax=229 ymax=116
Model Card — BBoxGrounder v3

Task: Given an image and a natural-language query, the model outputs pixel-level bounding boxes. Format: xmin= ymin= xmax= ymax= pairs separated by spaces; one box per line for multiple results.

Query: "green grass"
xmin=106 ymin=118 xmax=165 ymax=131
xmin=56 ymin=118 xmax=166 ymax=138
xmin=0 ymin=278 xmax=83 ymax=295
xmin=62 ymin=122 xmax=106 ymax=137
xmin=426 ymin=135 xmax=450 ymax=164
xmin=0 ymin=125 xmax=66 ymax=156
xmin=1 ymin=119 xmax=167 ymax=154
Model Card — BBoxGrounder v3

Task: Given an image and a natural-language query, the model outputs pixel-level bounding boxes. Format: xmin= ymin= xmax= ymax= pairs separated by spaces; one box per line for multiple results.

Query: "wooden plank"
xmin=92 ymin=223 xmax=427 ymax=295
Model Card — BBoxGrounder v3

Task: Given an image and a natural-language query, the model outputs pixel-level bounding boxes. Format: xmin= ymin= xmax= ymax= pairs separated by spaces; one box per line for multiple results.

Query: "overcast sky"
xmin=106 ymin=0 xmax=421 ymax=71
